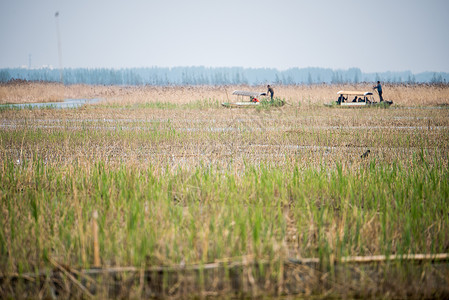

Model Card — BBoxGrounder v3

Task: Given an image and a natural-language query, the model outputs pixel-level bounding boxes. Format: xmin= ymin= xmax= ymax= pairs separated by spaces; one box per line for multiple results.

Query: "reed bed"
xmin=1 ymin=82 xmax=449 ymax=298
xmin=2 ymin=81 xmax=449 ymax=106
xmin=0 ymin=82 xmax=115 ymax=104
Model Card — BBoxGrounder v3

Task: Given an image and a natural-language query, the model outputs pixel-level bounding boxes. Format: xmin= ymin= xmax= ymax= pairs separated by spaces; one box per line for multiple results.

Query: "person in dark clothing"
xmin=337 ymin=95 xmax=347 ymax=104
xmin=373 ymin=81 xmax=384 ymax=102
xmin=337 ymin=95 xmax=343 ymax=104
xmin=267 ymin=85 xmax=274 ymax=100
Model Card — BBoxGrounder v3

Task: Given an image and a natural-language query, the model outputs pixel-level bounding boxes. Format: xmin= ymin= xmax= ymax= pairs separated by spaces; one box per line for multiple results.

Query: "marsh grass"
xmin=101 ymin=98 xmax=220 ymax=110
xmin=1 ymin=155 xmax=448 ymax=272
xmin=2 ymin=82 xmax=449 ymax=106
xmin=256 ymin=97 xmax=286 ymax=110
xmin=1 ymin=82 xmax=449 ymax=297
xmin=0 ymin=82 xmax=113 ymax=104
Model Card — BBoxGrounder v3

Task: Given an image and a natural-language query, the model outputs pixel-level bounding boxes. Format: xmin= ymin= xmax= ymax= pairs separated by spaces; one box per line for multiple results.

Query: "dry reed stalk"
xmin=92 ymin=210 xmax=101 ymax=268
xmin=339 ymin=253 xmax=449 ymax=263
xmin=48 ymin=257 xmax=94 ymax=298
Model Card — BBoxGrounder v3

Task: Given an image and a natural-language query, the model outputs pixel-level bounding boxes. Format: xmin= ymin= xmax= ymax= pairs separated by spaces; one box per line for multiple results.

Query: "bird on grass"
xmin=361 ymin=150 xmax=370 ymax=158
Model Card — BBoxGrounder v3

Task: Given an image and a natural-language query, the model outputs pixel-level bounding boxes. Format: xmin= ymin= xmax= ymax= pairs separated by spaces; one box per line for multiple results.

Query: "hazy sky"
xmin=1 ymin=0 xmax=448 ymax=73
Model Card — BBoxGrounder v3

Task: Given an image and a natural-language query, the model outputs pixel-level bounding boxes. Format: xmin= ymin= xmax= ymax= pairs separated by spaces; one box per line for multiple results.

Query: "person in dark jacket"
xmin=267 ymin=85 xmax=274 ymax=100
xmin=373 ymin=81 xmax=384 ymax=102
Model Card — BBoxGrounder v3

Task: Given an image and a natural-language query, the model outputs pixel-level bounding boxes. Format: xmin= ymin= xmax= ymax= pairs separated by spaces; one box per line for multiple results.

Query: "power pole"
xmin=55 ymin=11 xmax=63 ymax=84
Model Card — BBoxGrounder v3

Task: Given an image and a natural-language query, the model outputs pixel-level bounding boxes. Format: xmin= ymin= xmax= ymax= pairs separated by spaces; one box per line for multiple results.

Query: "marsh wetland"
xmin=1 ymin=82 xmax=449 ymax=298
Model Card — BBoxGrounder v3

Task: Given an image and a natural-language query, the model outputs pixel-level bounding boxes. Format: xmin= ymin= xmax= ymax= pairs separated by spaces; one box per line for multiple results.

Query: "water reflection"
xmin=0 ymin=98 xmax=102 ymax=109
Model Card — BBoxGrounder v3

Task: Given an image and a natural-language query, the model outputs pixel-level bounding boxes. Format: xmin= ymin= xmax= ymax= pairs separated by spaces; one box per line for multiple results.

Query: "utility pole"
xmin=55 ymin=11 xmax=63 ymax=84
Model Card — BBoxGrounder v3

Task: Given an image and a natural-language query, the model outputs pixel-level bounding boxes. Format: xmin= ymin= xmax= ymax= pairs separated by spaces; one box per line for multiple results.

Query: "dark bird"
xmin=361 ymin=150 xmax=370 ymax=158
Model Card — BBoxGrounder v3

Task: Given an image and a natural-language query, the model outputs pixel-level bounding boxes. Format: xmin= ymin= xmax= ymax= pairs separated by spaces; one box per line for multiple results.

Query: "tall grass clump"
xmin=1 ymin=153 xmax=448 ymax=274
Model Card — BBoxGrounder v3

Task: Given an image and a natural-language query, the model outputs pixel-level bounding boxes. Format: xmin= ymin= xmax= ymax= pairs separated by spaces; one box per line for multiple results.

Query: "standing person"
xmin=267 ymin=85 xmax=274 ymax=100
xmin=373 ymin=81 xmax=384 ymax=102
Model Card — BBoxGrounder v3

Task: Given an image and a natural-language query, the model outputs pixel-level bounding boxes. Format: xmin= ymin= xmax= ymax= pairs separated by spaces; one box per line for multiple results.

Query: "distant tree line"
xmin=0 ymin=66 xmax=447 ymax=86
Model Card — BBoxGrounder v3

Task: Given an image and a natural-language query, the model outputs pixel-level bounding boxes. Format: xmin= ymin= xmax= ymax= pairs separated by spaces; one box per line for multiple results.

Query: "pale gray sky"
xmin=1 ymin=0 xmax=448 ymax=73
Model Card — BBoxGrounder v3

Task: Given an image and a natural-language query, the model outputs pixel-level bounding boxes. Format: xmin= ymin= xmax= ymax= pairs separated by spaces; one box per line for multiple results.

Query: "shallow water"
xmin=0 ymin=98 xmax=102 ymax=109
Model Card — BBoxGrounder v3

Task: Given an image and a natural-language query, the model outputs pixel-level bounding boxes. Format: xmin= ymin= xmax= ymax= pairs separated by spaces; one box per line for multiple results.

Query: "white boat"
xmin=325 ymin=90 xmax=393 ymax=107
xmin=222 ymin=90 xmax=284 ymax=108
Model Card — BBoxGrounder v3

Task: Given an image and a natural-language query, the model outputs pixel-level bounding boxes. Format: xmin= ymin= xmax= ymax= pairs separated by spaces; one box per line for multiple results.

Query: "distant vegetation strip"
xmin=1 ymin=66 xmax=448 ymax=85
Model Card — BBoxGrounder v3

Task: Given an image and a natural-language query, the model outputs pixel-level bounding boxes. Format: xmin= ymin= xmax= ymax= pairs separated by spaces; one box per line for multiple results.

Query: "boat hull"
xmin=325 ymin=100 xmax=393 ymax=108
xmin=221 ymin=102 xmax=260 ymax=108
xmin=222 ymin=100 xmax=285 ymax=108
